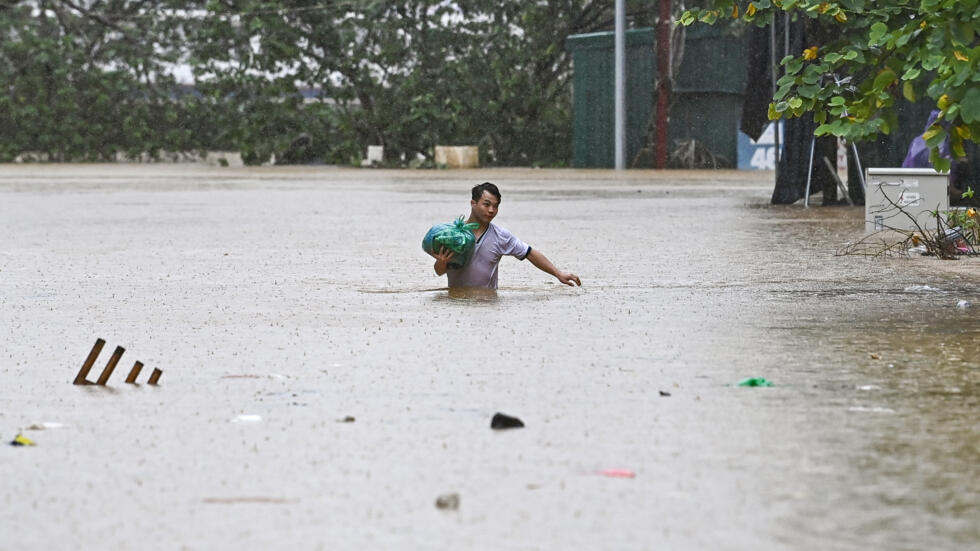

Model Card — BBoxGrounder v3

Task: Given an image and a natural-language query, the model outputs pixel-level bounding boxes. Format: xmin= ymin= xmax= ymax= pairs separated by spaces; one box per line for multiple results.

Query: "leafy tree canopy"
xmin=680 ymin=0 xmax=980 ymax=172
xmin=181 ymin=0 xmax=615 ymax=165
xmin=2 ymin=0 xmax=663 ymax=165
xmin=0 ymin=1 xmax=198 ymax=161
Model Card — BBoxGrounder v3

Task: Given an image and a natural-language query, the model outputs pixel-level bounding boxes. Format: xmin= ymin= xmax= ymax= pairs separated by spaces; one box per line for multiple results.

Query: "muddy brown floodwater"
xmin=1 ymin=165 xmax=977 ymax=550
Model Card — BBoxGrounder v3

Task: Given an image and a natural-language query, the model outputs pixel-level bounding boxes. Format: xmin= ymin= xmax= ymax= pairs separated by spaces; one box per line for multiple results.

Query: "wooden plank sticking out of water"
xmin=147 ymin=368 xmax=163 ymax=385
xmin=73 ymin=338 xmax=106 ymax=385
xmin=95 ymin=346 xmax=125 ymax=386
xmin=125 ymin=361 xmax=144 ymax=384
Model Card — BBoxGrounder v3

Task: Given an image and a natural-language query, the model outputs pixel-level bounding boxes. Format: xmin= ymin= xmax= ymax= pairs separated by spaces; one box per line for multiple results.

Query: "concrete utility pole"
xmin=614 ymin=0 xmax=626 ymax=170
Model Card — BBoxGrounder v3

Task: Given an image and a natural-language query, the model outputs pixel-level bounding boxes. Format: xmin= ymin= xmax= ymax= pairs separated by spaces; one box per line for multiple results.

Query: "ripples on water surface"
xmin=0 ymin=167 xmax=976 ymax=550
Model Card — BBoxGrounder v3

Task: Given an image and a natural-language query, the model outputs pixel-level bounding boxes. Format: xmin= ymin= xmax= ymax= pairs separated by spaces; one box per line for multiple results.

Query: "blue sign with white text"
xmin=737 ymin=121 xmax=785 ymax=170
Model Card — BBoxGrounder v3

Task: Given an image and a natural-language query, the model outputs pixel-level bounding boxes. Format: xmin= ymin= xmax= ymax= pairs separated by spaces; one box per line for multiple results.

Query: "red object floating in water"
xmin=598 ymin=469 xmax=636 ymax=478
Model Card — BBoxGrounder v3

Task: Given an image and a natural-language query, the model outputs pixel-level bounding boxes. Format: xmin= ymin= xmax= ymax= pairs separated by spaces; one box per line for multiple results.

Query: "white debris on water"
xmin=848 ymin=406 xmax=896 ymax=414
xmin=956 ymin=300 xmax=970 ymax=309
xmin=857 ymin=385 xmax=881 ymax=391
xmin=232 ymin=414 xmax=263 ymax=423
xmin=25 ymin=422 xmax=67 ymax=430
xmin=904 ymin=285 xmax=941 ymax=293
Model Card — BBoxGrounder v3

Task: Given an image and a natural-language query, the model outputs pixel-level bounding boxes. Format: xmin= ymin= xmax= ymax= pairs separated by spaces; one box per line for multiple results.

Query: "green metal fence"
xmin=566 ymin=29 xmax=656 ymax=168
xmin=669 ymin=24 xmax=749 ymax=168
xmin=567 ymin=24 xmax=749 ymax=168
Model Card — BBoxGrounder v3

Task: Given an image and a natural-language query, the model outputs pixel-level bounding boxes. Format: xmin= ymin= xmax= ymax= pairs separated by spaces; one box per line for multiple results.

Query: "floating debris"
xmin=903 ymin=285 xmax=941 ymax=293
xmin=598 ymin=469 xmax=636 ymax=478
xmin=25 ymin=422 xmax=66 ymax=430
xmin=848 ymin=406 xmax=896 ymax=414
xmin=736 ymin=377 xmax=774 ymax=387
xmin=10 ymin=434 xmax=35 ymax=446
xmin=490 ymin=412 xmax=524 ymax=430
xmin=435 ymin=493 xmax=460 ymax=510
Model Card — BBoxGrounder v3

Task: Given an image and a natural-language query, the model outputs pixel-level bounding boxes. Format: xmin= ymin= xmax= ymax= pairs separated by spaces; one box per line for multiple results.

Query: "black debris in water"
xmin=435 ymin=493 xmax=460 ymax=510
xmin=491 ymin=412 xmax=524 ymax=430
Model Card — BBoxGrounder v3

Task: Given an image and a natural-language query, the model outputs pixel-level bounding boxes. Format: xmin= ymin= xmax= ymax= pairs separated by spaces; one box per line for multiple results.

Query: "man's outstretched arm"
xmin=525 ymin=248 xmax=581 ymax=286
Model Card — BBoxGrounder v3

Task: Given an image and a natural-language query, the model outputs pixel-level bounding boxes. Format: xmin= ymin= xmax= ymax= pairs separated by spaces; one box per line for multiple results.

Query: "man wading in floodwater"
xmin=429 ymin=182 xmax=581 ymax=289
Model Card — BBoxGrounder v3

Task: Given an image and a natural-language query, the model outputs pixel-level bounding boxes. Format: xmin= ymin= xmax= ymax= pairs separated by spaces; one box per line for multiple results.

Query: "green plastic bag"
xmin=736 ymin=377 xmax=774 ymax=387
xmin=422 ymin=216 xmax=480 ymax=269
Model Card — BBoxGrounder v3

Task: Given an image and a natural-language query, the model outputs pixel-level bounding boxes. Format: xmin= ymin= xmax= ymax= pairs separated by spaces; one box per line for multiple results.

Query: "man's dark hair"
xmin=472 ymin=182 xmax=501 ymax=202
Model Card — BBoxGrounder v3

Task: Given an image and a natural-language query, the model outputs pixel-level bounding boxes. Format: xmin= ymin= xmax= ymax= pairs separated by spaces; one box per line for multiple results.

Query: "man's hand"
xmin=556 ymin=271 xmax=581 ymax=287
xmin=432 ymin=246 xmax=454 ymax=275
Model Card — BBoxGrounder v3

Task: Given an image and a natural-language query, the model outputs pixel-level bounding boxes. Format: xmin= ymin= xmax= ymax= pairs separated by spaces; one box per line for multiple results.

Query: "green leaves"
xmin=868 ymin=22 xmax=888 ymax=45
xmin=683 ymin=0 xmax=980 ymax=161
xmin=0 ymin=0 xmax=606 ymax=166
xmin=872 ymin=68 xmax=897 ymax=90
xmin=923 ymin=125 xmax=947 ymax=148
xmin=783 ymin=56 xmax=804 ymax=75
xmin=903 ymin=81 xmax=917 ymax=102
xmin=0 ymin=0 xmax=208 ymax=161
xmin=959 ymin=86 xmax=980 ymax=124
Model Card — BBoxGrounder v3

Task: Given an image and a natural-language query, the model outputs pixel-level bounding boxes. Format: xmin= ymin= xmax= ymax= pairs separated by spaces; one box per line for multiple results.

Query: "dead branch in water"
xmin=835 ymin=231 xmax=914 ymax=258
xmin=837 ymin=182 xmax=974 ymax=260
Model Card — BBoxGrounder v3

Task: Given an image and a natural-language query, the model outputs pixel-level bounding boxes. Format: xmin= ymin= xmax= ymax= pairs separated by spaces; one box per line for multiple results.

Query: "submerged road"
xmin=1 ymin=165 xmax=977 ymax=550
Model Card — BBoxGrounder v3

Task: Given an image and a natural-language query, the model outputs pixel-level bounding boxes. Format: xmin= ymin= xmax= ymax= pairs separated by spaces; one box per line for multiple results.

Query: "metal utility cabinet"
xmin=865 ymin=168 xmax=949 ymax=233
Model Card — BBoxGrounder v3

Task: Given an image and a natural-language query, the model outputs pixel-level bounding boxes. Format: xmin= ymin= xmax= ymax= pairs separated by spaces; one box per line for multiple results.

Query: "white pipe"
xmin=804 ymin=134 xmax=815 ymax=208
xmin=614 ymin=0 xmax=626 ymax=170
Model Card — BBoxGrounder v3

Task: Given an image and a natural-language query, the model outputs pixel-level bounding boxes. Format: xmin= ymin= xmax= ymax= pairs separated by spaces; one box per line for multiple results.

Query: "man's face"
xmin=470 ymin=191 xmax=500 ymax=225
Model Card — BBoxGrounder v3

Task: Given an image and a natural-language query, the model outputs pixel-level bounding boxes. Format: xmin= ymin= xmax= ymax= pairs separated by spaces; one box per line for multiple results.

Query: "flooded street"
xmin=1 ymin=165 xmax=977 ymax=550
